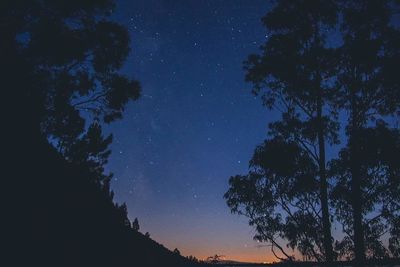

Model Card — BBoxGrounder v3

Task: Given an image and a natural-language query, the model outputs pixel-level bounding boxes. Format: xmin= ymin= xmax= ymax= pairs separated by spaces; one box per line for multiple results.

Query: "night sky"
xmin=106 ymin=0 xmax=278 ymax=263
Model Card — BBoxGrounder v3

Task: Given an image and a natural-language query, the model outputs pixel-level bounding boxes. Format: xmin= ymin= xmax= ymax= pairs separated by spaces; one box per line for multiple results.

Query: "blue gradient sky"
xmin=105 ymin=0 xmax=280 ymax=262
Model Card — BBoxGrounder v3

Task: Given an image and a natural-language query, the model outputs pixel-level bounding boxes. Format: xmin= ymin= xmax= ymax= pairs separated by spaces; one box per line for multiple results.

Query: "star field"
xmin=105 ymin=0 xmax=279 ymax=263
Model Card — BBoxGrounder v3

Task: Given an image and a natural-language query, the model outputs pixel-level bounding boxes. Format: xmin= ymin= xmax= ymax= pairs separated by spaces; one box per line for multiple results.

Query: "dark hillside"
xmin=6 ymin=131 xmax=203 ymax=267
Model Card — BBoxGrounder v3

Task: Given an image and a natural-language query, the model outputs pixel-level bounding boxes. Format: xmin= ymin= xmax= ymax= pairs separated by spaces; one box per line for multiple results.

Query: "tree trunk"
xmin=317 ymin=88 xmax=334 ymax=266
xmin=350 ymin=91 xmax=365 ymax=267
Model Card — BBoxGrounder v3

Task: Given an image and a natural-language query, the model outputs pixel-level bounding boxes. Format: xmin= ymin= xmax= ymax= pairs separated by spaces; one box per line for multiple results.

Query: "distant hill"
xmin=7 ymin=135 xmax=206 ymax=267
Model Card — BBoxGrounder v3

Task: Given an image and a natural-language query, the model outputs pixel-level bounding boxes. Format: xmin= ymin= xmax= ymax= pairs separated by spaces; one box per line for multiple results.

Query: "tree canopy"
xmin=225 ymin=1 xmax=400 ymax=265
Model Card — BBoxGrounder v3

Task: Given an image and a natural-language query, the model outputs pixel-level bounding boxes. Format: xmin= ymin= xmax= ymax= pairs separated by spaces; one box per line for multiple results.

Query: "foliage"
xmin=232 ymin=0 xmax=341 ymax=262
xmin=206 ymin=254 xmax=225 ymax=263
xmin=331 ymin=1 xmax=400 ymax=264
xmin=132 ymin=217 xmax=140 ymax=232
xmin=227 ymin=0 xmax=400 ymax=264
xmin=330 ymin=122 xmax=400 ymax=259
xmin=173 ymin=248 xmax=181 ymax=255
xmin=226 ymin=137 xmax=322 ymax=261
xmin=1 ymin=1 xmax=202 ymax=267
xmin=2 ymin=0 xmax=141 ymax=188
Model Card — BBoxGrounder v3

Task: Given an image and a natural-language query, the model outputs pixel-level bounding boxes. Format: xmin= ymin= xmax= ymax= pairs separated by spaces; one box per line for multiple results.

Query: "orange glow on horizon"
xmin=177 ymin=247 xmax=279 ymax=264
xmin=191 ymin=252 xmax=276 ymax=263
xmin=150 ymin=226 xmax=295 ymax=264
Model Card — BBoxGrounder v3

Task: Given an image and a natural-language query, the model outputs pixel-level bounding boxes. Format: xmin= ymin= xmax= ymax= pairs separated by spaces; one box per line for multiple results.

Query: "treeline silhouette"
xmin=1 ymin=1 xmax=204 ymax=266
xmin=225 ymin=1 xmax=400 ymax=267
xmin=9 ymin=135 xmax=205 ymax=267
xmin=218 ymin=258 xmax=400 ymax=267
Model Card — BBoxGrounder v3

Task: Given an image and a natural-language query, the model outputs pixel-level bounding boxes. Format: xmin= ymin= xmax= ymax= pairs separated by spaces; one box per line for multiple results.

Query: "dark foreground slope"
xmin=6 ymin=132 xmax=203 ymax=267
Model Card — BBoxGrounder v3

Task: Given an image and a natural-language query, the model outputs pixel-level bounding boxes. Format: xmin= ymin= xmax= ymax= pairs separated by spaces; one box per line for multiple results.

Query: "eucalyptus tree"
xmin=330 ymin=122 xmax=400 ymax=260
xmin=225 ymin=137 xmax=323 ymax=261
xmin=228 ymin=0 xmax=340 ymax=263
xmin=333 ymin=1 xmax=400 ymax=265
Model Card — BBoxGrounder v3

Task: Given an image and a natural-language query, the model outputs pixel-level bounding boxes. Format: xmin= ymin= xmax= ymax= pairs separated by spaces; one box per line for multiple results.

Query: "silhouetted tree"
xmin=333 ymin=1 xmax=400 ymax=265
xmin=226 ymin=137 xmax=322 ymax=261
xmin=331 ymin=122 xmax=400 ymax=260
xmin=2 ymin=0 xmax=141 ymax=154
xmin=60 ymin=122 xmax=113 ymax=189
xmin=145 ymin=232 xmax=150 ymax=238
xmin=187 ymin=255 xmax=199 ymax=263
xmin=239 ymin=0 xmax=339 ymax=263
xmin=0 ymin=1 xmax=184 ymax=267
xmin=173 ymin=248 xmax=181 ymax=255
xmin=228 ymin=1 xmax=400 ymax=265
xmin=132 ymin=217 xmax=140 ymax=231
xmin=206 ymin=254 xmax=225 ymax=264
